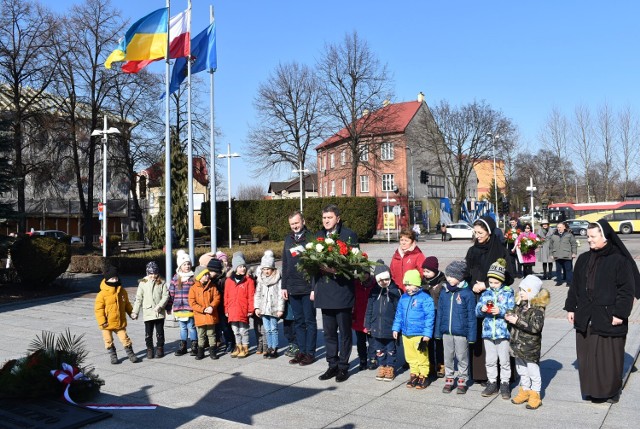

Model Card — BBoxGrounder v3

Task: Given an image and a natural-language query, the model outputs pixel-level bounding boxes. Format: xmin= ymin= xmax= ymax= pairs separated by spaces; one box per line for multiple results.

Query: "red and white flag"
xmin=122 ymin=8 xmax=190 ymax=74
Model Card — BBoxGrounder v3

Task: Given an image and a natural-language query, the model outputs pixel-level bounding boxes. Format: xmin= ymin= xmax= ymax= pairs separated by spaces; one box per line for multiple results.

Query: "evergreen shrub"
xmin=11 ymin=237 xmax=70 ymax=286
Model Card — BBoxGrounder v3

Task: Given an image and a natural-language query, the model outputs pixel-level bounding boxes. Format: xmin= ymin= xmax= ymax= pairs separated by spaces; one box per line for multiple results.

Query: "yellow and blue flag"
xmin=105 ymin=8 xmax=169 ymax=69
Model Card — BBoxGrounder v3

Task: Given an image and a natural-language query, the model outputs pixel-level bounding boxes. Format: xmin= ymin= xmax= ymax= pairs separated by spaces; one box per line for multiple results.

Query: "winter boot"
xmin=256 ymin=338 xmax=264 ymax=354
xmin=174 ymin=340 xmax=188 ymax=356
xmin=384 ymin=366 xmax=395 ymax=381
xmin=406 ymin=373 xmax=419 ymax=388
xmin=263 ymin=348 xmax=271 ymax=359
xmin=511 ymin=387 xmax=530 ymax=405
xmin=437 ymin=364 xmax=445 ymax=378
xmin=146 ymin=347 xmax=154 ymax=359
xmin=156 ymin=346 xmax=164 ymax=358
xmin=190 ymin=340 xmax=198 ymax=357
xmin=195 ymin=345 xmax=206 ymax=360
xmin=442 ymin=378 xmax=454 ymax=393
xmin=414 ymin=375 xmax=429 ymax=390
xmin=481 ymin=381 xmax=499 ymax=397
xmin=125 ymin=346 xmax=139 ymax=363
xmin=457 ymin=378 xmax=468 ymax=394
xmin=230 ymin=345 xmax=240 ymax=358
xmin=376 ymin=366 xmax=387 ymax=381
xmin=500 ymin=382 xmax=511 ymax=400
xmin=237 ymin=344 xmax=249 ymax=358
xmin=209 ymin=346 xmax=219 ymax=360
xmin=526 ymin=391 xmax=542 ymax=409
xmin=270 ymin=348 xmax=278 ymax=359
xmin=107 ymin=345 xmax=119 ymax=365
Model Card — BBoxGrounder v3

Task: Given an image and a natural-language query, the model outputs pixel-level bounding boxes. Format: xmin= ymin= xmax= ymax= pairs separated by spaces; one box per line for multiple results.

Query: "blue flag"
xmin=169 ymin=22 xmax=217 ymax=95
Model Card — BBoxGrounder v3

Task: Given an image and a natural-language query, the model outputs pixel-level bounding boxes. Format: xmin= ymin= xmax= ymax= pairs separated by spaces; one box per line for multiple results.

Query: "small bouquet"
xmin=505 ymin=228 xmax=521 ymax=245
xmin=519 ymin=232 xmax=543 ymax=254
xmin=295 ymin=234 xmax=376 ymax=281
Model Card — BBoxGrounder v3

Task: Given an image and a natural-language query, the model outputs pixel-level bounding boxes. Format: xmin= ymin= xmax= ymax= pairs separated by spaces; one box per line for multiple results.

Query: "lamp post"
xmin=526 ymin=177 xmax=537 ymax=231
xmin=217 ymin=143 xmax=240 ymax=248
xmin=292 ymin=164 xmax=310 ymax=213
xmin=91 ymin=117 xmax=120 ymax=258
xmin=405 ymin=146 xmax=416 ymax=226
xmin=486 ymin=132 xmax=500 ymax=220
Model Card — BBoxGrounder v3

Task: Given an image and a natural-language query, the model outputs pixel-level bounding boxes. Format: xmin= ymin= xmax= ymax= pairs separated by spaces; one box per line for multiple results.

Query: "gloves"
xmin=417 ymin=338 xmax=429 ymax=352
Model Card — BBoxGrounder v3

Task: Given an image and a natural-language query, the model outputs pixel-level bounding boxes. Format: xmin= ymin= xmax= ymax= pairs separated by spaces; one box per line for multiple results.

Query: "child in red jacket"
xmin=224 ymin=252 xmax=255 ymax=358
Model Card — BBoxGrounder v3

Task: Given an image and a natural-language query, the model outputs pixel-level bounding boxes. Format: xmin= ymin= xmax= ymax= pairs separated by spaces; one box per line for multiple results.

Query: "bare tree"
xmin=572 ymin=104 xmax=595 ymax=202
xmin=420 ymin=99 xmax=515 ymax=221
xmin=247 ymin=61 xmax=325 ymax=199
xmin=237 ymin=184 xmax=265 ymax=201
xmin=316 ymin=31 xmax=394 ymax=194
xmin=596 ymin=102 xmax=615 ymax=200
xmin=0 ymin=0 xmax=58 ymax=232
xmin=617 ymin=105 xmax=638 ymax=198
xmin=539 ymin=107 xmax=572 ymax=200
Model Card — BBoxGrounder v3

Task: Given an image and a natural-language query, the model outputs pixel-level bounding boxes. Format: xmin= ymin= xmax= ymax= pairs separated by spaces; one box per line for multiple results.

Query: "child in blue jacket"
xmin=392 ymin=269 xmax=435 ymax=390
xmin=435 ymin=260 xmax=477 ymax=394
xmin=476 ymin=258 xmax=515 ymax=399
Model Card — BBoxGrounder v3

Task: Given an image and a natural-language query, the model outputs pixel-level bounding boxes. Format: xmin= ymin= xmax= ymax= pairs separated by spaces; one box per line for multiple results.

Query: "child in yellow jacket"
xmin=94 ymin=265 xmax=139 ymax=364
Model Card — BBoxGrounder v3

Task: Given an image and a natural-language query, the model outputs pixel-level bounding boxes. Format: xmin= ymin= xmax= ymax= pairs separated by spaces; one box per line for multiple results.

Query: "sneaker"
xmin=284 ymin=344 xmax=299 ymax=358
xmin=500 ymin=382 xmax=510 ymax=400
xmin=414 ymin=376 xmax=430 ymax=390
xmin=457 ymin=379 xmax=468 ymax=394
xmin=481 ymin=381 xmax=499 ymax=397
xmin=406 ymin=373 xmax=419 ymax=388
xmin=375 ymin=366 xmax=386 ymax=381
xmin=442 ymin=378 xmax=455 ymax=394
xmin=384 ymin=366 xmax=395 ymax=381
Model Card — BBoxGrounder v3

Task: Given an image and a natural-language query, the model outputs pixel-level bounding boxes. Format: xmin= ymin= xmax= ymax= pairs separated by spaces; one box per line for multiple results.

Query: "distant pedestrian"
xmin=549 ymin=221 xmax=577 ymax=287
xmin=515 ymin=223 xmax=536 ymax=276
xmin=536 ymin=220 xmax=555 ymax=280
xmin=505 ymin=275 xmax=549 ymax=409
xmin=95 ymin=265 xmax=139 ymax=364
xmin=412 ymin=223 xmax=421 ymax=242
xmin=440 ymin=223 xmax=447 ymax=241
xmin=132 ymin=261 xmax=169 ymax=359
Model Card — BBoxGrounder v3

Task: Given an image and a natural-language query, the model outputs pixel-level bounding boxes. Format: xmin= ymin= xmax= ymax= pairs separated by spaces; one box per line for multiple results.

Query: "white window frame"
xmin=330 ymin=180 xmax=336 ymax=196
xmin=341 ymin=178 xmax=347 ymax=195
xmin=381 ymin=142 xmax=394 ymax=160
xmin=359 ymin=145 xmax=369 ymax=162
xmin=382 ymin=174 xmax=395 ymax=192
xmin=341 ymin=150 xmax=346 ymax=165
xmin=360 ymin=175 xmax=369 ymax=193
xmin=330 ymin=153 xmax=335 ymax=169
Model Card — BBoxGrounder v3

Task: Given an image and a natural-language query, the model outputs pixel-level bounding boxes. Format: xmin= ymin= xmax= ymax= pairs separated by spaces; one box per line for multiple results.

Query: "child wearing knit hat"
xmin=504 ymin=275 xmax=549 ymax=409
xmin=169 ymin=249 xmax=199 ymax=357
xmin=189 ymin=266 xmax=221 ymax=360
xmin=435 ymin=260 xmax=477 ymax=394
xmin=254 ymin=250 xmax=285 ymax=359
xmin=421 ymin=256 xmax=446 ymax=378
xmin=365 ymin=260 xmax=402 ymax=381
xmin=476 ymin=258 xmax=515 ymax=399
xmin=224 ymin=251 xmax=255 ymax=358
xmin=392 ymin=269 xmax=435 ymax=390
xmin=132 ymin=261 xmax=169 ymax=359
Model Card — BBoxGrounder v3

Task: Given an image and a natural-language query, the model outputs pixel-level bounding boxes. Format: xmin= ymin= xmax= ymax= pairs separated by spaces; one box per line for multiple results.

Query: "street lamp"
xmin=292 ymin=164 xmax=310 ymax=214
xmin=91 ymin=117 xmax=120 ymax=258
xmin=217 ymin=143 xmax=240 ymax=248
xmin=486 ymin=132 xmax=500 ymax=220
xmin=405 ymin=146 xmax=416 ymax=227
xmin=526 ymin=177 xmax=537 ymax=231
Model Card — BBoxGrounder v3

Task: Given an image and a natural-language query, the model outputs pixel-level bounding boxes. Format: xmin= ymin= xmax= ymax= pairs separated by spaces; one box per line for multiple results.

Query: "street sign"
xmin=383 ymin=212 xmax=396 ymax=229
xmin=392 ymin=205 xmax=402 ymax=216
xmin=382 ymin=198 xmax=396 ymax=203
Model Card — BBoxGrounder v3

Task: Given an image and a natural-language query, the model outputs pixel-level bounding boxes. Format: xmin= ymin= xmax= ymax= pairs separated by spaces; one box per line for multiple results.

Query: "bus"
xmin=547 ymin=201 xmax=640 ymax=234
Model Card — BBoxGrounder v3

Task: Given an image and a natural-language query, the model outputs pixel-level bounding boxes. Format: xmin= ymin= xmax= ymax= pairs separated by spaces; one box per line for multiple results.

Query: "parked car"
xmin=445 ymin=223 xmax=475 ymax=241
xmin=28 ymin=230 xmax=82 ymax=243
xmin=565 ymin=219 xmax=589 ymax=236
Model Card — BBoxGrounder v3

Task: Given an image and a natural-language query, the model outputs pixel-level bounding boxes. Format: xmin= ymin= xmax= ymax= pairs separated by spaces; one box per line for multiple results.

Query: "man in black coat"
xmin=281 ymin=210 xmax=317 ymax=366
xmin=314 ymin=204 xmax=358 ymax=382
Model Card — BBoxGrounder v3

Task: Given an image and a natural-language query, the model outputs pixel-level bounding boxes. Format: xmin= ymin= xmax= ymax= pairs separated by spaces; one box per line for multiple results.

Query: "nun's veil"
xmin=594 ymin=219 xmax=640 ymax=299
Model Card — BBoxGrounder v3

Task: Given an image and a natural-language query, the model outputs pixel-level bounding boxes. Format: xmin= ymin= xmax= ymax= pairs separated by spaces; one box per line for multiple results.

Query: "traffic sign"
xmin=392 ymin=205 xmax=402 ymax=216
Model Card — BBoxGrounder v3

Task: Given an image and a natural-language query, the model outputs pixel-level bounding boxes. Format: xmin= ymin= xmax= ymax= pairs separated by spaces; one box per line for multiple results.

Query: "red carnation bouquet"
xmin=518 ymin=232 xmax=544 ymax=254
xmin=505 ymin=228 xmax=521 ymax=245
xmin=295 ymin=234 xmax=375 ymax=281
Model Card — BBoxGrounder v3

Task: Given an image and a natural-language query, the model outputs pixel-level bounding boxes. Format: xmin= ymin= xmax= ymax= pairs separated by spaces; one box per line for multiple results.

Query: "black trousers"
xmin=144 ymin=319 xmax=165 ymax=348
xmin=355 ymin=330 xmax=374 ymax=362
xmin=321 ymin=308 xmax=353 ymax=370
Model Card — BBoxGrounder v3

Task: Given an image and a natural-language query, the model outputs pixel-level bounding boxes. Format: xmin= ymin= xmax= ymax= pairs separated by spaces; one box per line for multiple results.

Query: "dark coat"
xmin=281 ymin=227 xmax=315 ymax=296
xmin=364 ymin=282 xmax=402 ymax=339
xmin=509 ymin=289 xmax=549 ymax=363
xmin=465 ymin=241 xmax=514 ymax=288
xmin=434 ymin=282 xmax=477 ymax=342
xmin=312 ymin=222 xmax=359 ymax=309
xmin=564 ymin=244 xmax=635 ymax=337
xmin=422 ymin=271 xmax=445 ymax=309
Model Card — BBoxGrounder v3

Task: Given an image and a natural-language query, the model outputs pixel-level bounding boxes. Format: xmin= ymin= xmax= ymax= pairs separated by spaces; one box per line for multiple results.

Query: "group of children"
xmin=94 ymin=248 xmax=294 ymax=364
xmin=94 ymin=248 xmax=548 ymax=409
xmin=353 ymin=255 xmax=548 ymax=409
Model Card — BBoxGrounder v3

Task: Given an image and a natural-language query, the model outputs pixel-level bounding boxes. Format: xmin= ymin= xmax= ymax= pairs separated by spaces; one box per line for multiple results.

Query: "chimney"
xmin=417 ymin=92 xmax=425 ymax=103
xmin=383 ymin=99 xmax=390 ymax=107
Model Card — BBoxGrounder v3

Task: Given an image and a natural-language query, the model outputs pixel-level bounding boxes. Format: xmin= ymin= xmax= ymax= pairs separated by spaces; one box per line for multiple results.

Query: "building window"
xmin=360 ymin=175 xmax=369 ymax=193
xmin=382 ymin=174 xmax=395 ymax=192
xmin=381 ymin=142 xmax=394 ymax=160
xmin=359 ymin=145 xmax=368 ymax=162
xmin=324 ymin=182 xmax=328 ymax=197
xmin=330 ymin=180 xmax=336 ymax=196
xmin=341 ymin=178 xmax=347 ymax=195
xmin=341 ymin=150 xmax=346 ymax=165
xmin=330 ymin=153 xmax=335 ymax=169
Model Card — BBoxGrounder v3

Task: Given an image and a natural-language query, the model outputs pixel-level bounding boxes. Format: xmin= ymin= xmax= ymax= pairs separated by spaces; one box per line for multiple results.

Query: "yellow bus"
xmin=576 ymin=208 xmax=640 ymax=234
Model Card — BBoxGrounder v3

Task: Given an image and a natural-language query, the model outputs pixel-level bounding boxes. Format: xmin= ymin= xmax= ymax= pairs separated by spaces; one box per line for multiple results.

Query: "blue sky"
xmin=48 ymin=0 xmax=640 ymax=195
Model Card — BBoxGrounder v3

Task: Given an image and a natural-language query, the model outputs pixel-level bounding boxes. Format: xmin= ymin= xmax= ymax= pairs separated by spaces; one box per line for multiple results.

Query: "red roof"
xmin=316 ymin=101 xmax=422 ymax=150
xmin=141 ymin=157 xmax=209 ymax=187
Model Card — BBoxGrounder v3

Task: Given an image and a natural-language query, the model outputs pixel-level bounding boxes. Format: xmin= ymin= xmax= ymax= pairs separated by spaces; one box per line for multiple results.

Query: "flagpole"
xmin=164 ymin=0 xmax=172 ymax=283
xmin=209 ymin=4 xmax=217 ymax=253
xmin=187 ymin=0 xmax=195 ymax=263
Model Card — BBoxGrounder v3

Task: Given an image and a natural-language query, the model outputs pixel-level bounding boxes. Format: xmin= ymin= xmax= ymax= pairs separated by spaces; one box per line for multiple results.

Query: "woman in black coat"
xmin=465 ymin=216 xmax=515 ymax=383
xmin=564 ymin=219 xmax=639 ymax=403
